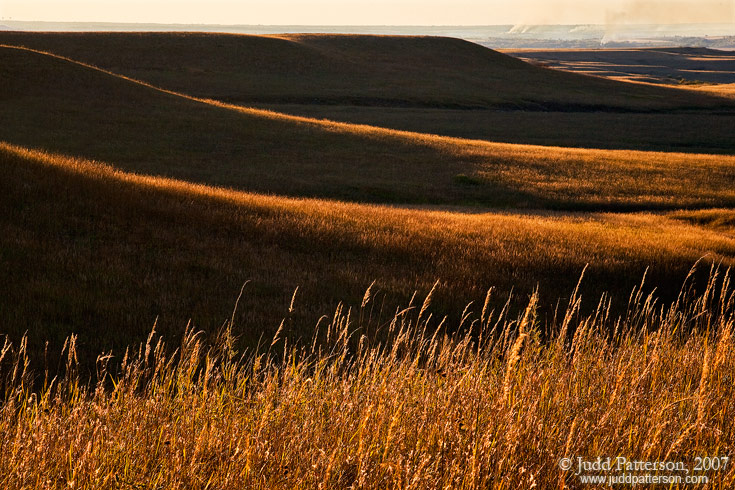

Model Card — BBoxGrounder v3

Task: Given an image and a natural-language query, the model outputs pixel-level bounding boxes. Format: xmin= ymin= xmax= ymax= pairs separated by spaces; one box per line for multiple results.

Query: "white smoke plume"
xmin=603 ymin=0 xmax=735 ymax=43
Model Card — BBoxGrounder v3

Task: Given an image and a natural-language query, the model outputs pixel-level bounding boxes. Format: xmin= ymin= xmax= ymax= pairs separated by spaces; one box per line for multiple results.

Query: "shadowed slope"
xmin=1 ymin=31 xmax=733 ymax=112
xmin=242 ymin=104 xmax=735 ymax=155
xmin=0 ymin=44 xmax=518 ymax=206
xmin=2 ymin=142 xmax=735 ymax=359
xmin=3 ymin=45 xmax=735 ymax=211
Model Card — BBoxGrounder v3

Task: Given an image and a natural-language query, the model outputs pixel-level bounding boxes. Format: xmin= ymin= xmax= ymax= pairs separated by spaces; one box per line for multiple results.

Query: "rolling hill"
xmin=3 ymin=45 xmax=735 ymax=211
xmin=2 ymin=141 xmax=734 ymax=361
xmin=1 ymin=31 xmax=733 ymax=112
xmin=2 ymin=31 xmax=735 ymax=488
xmin=241 ymin=104 xmax=735 ymax=155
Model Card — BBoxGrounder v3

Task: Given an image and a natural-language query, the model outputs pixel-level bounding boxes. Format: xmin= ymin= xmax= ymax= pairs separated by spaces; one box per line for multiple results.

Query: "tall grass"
xmin=2 ymin=267 xmax=734 ymax=489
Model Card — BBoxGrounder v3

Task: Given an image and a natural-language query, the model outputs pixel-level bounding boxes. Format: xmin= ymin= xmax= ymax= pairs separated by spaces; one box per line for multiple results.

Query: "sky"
xmin=1 ymin=0 xmax=734 ymax=26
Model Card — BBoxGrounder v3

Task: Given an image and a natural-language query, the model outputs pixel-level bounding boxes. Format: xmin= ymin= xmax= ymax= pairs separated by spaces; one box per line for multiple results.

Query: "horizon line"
xmin=3 ymin=20 xmax=735 ymax=27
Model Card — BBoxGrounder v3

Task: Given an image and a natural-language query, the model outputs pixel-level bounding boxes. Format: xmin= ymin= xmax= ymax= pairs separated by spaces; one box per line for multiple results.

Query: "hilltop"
xmin=1 ymin=31 xmax=733 ymax=112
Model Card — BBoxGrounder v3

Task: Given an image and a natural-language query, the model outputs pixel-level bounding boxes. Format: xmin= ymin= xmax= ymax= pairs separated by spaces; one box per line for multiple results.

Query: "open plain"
xmin=1 ymin=32 xmax=734 ymax=488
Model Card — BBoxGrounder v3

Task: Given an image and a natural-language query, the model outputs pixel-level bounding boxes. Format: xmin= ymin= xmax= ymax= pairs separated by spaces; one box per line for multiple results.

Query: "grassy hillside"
xmin=673 ymin=208 xmax=735 ymax=232
xmin=1 ymin=31 xmax=733 ymax=112
xmin=3 ymin=142 xmax=735 ymax=361
xmin=253 ymin=104 xmax=735 ymax=154
xmin=3 ymin=45 xmax=735 ymax=211
xmin=2 ymin=32 xmax=735 ymax=488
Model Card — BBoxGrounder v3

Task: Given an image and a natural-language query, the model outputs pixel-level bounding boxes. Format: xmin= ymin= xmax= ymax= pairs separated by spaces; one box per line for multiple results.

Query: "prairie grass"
xmin=3 ymin=32 xmax=735 ymax=489
xmin=672 ymin=209 xmax=735 ymax=232
xmin=1 ymin=267 xmax=734 ymax=489
xmin=3 ymin=46 xmax=735 ymax=210
xmin=247 ymin=104 xmax=735 ymax=155
xmin=688 ymin=83 xmax=735 ymax=100
xmin=3 ymin=141 xmax=735 ymax=365
xmin=2 ymin=33 xmax=735 ymax=489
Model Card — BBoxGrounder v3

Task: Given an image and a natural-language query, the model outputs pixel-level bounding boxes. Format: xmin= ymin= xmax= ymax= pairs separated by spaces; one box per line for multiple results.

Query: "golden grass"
xmin=244 ymin=104 xmax=735 ymax=154
xmin=3 ymin=45 xmax=735 ymax=210
xmin=2 ymin=35 xmax=735 ymax=488
xmin=3 ymin=141 xmax=735 ymax=362
xmin=1 ymin=268 xmax=734 ymax=489
xmin=686 ymin=83 xmax=735 ymax=100
xmin=672 ymin=209 xmax=735 ymax=233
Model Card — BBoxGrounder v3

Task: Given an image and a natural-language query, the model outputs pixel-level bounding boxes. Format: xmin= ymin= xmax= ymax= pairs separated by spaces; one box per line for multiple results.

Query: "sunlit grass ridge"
xmin=3 ymin=45 xmax=735 ymax=210
xmin=3 ymin=141 xmax=735 ymax=358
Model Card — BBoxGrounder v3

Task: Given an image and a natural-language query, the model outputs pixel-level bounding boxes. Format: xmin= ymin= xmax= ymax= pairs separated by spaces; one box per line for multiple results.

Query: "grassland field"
xmin=1 ymin=33 xmax=735 ymax=354
xmin=248 ymin=104 xmax=735 ymax=154
xmin=3 ymin=32 xmax=735 ymax=156
xmin=4 ymin=141 xmax=735 ymax=359
xmin=3 ymin=32 xmax=731 ymax=110
xmin=1 ymin=32 xmax=735 ymax=489
xmin=2 ymin=44 xmax=735 ymax=212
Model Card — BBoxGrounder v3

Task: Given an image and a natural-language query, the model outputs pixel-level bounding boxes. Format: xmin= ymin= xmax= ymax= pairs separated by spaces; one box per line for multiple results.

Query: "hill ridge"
xmin=2 ymin=32 xmax=733 ymax=112
xmin=2 ymin=139 xmax=735 ymax=355
xmin=4 ymin=44 xmax=735 ymax=212
xmin=2 ymin=42 xmax=731 ymax=156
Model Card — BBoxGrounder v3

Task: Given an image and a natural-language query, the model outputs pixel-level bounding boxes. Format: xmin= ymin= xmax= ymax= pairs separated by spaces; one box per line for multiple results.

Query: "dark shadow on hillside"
xmin=2 ymin=144 xmax=729 ymax=373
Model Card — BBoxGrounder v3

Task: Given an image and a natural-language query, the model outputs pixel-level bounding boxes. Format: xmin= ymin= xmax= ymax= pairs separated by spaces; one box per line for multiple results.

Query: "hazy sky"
xmin=1 ymin=0 xmax=734 ymax=25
